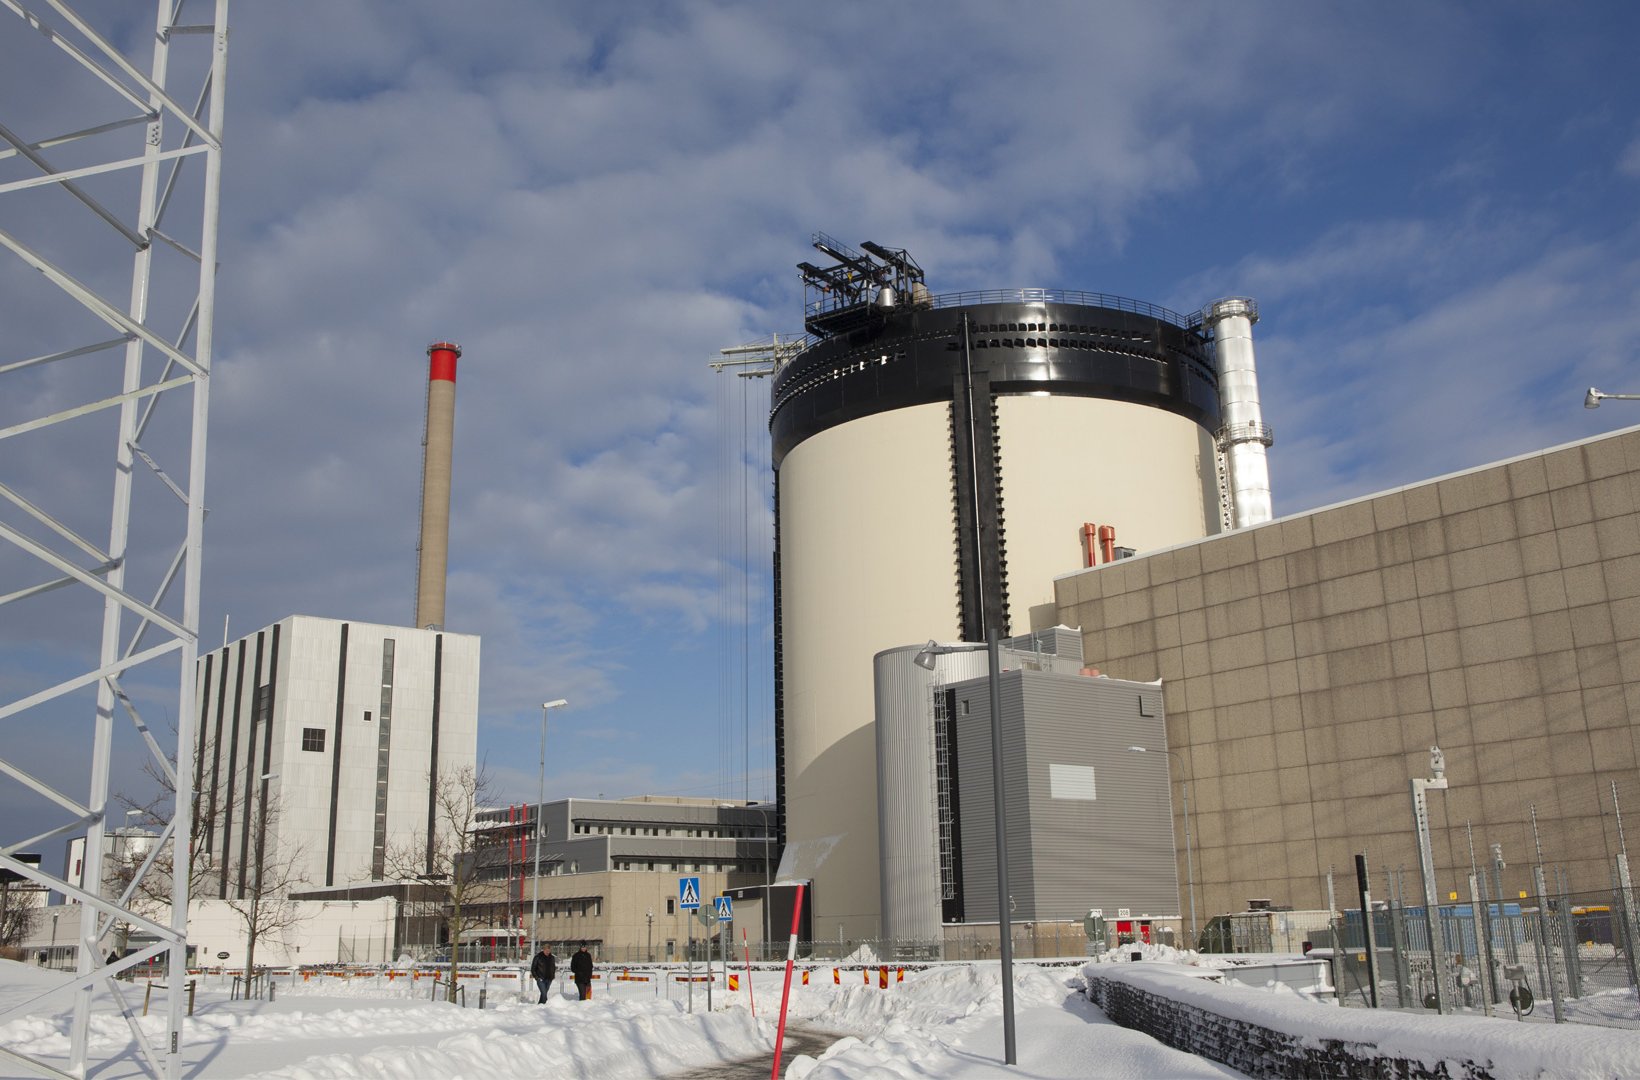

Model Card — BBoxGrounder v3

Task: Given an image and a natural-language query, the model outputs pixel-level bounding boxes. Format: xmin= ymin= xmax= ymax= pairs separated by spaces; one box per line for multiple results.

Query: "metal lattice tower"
xmin=0 ymin=3 xmax=228 ymax=1077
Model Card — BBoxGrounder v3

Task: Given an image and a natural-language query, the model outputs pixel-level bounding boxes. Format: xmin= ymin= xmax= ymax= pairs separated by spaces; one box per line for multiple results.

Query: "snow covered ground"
xmin=4 ymin=950 xmax=1640 ymax=1078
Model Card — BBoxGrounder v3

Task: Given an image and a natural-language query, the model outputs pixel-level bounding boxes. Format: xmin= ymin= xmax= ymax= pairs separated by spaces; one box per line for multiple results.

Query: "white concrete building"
xmin=194 ymin=616 xmax=479 ymax=899
xmin=20 ymin=898 xmax=401 ymax=969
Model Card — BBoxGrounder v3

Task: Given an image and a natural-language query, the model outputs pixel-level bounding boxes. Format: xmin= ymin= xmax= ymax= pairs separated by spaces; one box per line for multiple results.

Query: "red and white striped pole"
xmin=770 ymin=882 xmax=807 ymax=1080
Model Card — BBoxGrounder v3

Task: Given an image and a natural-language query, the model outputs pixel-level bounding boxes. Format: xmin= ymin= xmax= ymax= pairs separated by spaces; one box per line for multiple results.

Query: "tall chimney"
xmin=415 ymin=341 xmax=461 ymax=630
xmin=1202 ymin=298 xmax=1274 ymax=529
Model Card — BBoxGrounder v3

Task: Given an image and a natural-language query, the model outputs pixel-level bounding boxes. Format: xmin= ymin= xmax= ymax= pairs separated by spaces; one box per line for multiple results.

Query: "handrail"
xmin=920 ymin=288 xmax=1196 ymax=329
xmin=803 ymin=287 xmax=1200 ymax=332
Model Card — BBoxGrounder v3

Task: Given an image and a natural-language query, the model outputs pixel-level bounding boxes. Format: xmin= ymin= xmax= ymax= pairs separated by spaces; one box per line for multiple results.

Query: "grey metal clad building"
xmin=950 ymin=668 xmax=1178 ymax=925
xmin=874 ymin=629 xmax=1179 ymax=946
xmin=957 ymin=662 xmax=1187 ymax=924
xmin=875 ymin=629 xmax=1087 ymax=942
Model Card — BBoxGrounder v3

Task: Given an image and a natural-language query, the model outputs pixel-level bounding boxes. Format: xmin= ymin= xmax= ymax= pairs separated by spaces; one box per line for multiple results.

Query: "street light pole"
xmin=1128 ymin=746 xmax=1197 ymax=942
xmin=1412 ymin=746 xmax=1451 ymax=1014
xmin=914 ymin=633 xmax=1016 ymax=1066
xmin=531 ymin=699 xmax=568 ymax=951
xmin=1585 ymin=388 xmax=1640 ymax=408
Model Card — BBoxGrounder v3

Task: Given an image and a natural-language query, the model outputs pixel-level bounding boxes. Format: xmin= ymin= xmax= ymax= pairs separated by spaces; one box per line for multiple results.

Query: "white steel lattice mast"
xmin=0 ymin=3 xmax=229 ymax=1078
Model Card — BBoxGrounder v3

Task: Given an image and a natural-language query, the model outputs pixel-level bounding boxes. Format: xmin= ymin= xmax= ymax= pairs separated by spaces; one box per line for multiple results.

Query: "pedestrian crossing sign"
xmin=679 ymin=876 xmax=701 ymax=909
xmin=714 ymin=896 xmax=732 ymax=921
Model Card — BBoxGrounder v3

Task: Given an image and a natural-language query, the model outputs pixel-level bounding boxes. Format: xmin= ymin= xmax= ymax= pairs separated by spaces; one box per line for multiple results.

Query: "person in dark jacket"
xmin=570 ymin=942 xmax=593 ymax=1000
xmin=530 ymin=944 xmax=556 ymax=1003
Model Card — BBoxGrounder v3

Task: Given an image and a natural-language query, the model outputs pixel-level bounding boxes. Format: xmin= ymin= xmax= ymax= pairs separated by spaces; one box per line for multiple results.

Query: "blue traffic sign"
xmin=678 ymin=876 xmax=701 ymax=910
xmin=714 ymin=895 xmax=733 ymax=922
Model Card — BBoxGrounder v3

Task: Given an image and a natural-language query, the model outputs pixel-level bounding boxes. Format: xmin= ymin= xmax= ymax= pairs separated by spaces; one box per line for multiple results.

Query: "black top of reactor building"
xmin=771 ymin=235 xmax=1221 ymax=468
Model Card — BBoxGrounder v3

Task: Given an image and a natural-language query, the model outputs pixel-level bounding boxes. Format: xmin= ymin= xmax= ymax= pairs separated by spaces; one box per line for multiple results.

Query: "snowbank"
xmin=1084 ymin=959 xmax=1640 ymax=1078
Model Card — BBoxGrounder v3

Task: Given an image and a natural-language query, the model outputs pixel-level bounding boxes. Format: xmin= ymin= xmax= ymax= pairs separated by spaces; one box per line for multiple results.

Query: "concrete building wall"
xmin=1054 ymin=426 xmax=1640 ymax=919
xmin=474 ymin=797 xmax=773 ymax=958
xmin=777 ymin=403 xmax=963 ymax=940
xmin=186 ymin=898 xmax=398 ymax=968
xmin=779 ymin=395 xmax=1217 ymax=940
xmin=196 ymin=617 xmax=480 ymax=897
xmin=994 ymin=395 xmax=1221 ymax=631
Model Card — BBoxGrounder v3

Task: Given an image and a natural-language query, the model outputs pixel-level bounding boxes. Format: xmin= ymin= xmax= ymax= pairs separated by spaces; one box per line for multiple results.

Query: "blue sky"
xmin=4 ymin=1 xmax=1640 ymax=846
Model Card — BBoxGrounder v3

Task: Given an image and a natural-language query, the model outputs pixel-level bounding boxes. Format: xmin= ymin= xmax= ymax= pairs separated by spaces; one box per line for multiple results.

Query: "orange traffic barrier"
xmin=801 ymin=969 xmax=809 ymax=985
xmin=897 ymin=968 xmax=904 ymax=983
xmin=729 ymin=973 xmax=740 ymax=991
xmin=878 ymin=966 xmax=888 ymax=989
xmin=833 ymin=969 xmax=840 ymax=985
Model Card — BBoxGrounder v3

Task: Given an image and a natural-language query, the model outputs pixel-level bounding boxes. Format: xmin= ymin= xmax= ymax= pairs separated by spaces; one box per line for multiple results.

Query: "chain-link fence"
xmin=1325 ymin=864 xmax=1640 ymax=1025
xmin=575 ymin=913 xmax=1121 ymax=966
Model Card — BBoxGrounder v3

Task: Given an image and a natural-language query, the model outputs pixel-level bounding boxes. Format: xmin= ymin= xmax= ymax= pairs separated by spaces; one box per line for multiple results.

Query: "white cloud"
xmin=1620 ymin=136 xmax=1640 ymax=178
xmin=8 ymin=0 xmax=1640 ymax=832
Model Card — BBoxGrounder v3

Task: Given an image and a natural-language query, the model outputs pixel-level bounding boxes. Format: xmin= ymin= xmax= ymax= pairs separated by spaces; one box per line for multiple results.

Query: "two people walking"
xmin=531 ymin=941 xmax=594 ymax=1002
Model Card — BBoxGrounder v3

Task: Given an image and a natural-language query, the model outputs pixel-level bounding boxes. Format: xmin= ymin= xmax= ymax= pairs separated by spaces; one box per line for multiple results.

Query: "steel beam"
xmin=0 ymin=4 xmax=228 ymax=1078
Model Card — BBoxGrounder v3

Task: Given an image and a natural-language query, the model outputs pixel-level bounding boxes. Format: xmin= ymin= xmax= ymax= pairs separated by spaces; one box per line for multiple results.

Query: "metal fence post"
xmin=1555 ymin=869 xmax=1581 ymax=999
xmin=1355 ymin=854 xmax=1381 ymax=1008
xmin=1617 ymin=855 xmax=1640 ymax=995
xmin=1468 ymin=874 xmax=1493 ymax=1016
xmin=1531 ymin=866 xmax=1566 ymax=1023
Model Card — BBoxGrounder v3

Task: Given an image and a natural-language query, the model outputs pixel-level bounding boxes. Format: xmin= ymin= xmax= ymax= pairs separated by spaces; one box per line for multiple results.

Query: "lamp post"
xmin=1128 ymin=746 xmax=1197 ymax=942
xmin=914 ymin=630 xmax=1015 ymax=1067
xmin=1585 ymin=388 xmax=1640 ymax=408
xmin=531 ymin=699 xmax=568 ymax=950
xmin=1412 ymin=746 xmax=1451 ymax=1013
xmin=646 ymin=908 xmax=654 ymax=963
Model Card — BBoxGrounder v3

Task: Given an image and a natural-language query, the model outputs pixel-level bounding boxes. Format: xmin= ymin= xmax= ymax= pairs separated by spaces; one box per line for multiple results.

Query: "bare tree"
xmin=385 ymin=764 xmax=494 ymax=1001
xmin=0 ymin=874 xmax=41 ymax=958
xmin=111 ymin=726 xmax=222 ymax=912
xmin=221 ymin=792 xmax=308 ymax=978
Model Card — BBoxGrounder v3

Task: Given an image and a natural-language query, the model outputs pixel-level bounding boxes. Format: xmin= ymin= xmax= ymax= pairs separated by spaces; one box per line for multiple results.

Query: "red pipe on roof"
xmin=1098 ymin=525 xmax=1116 ymax=565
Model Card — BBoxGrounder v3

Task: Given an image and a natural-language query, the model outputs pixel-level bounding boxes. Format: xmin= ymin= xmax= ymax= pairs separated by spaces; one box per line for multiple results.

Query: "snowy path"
xmin=668 ymin=1025 xmax=845 ymax=1079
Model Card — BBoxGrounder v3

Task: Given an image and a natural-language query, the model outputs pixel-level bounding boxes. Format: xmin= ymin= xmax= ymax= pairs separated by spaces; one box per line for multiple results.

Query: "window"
xmin=301 ymin=728 xmax=325 ymax=752
xmin=1049 ymin=763 xmax=1098 ymax=801
xmin=667 ymin=897 xmax=675 ymax=915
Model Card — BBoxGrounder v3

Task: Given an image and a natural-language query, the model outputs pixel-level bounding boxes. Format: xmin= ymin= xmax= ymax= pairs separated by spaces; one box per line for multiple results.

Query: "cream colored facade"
xmin=1055 ymin=425 xmax=1640 ymax=919
xmin=477 ymin=869 xmax=757 ymax=962
xmin=779 ymin=396 xmax=1218 ymax=939
xmin=995 ymin=396 xmax=1222 ymax=630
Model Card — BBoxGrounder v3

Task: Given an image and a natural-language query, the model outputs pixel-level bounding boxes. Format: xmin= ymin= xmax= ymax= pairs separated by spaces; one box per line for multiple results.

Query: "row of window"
xmin=612 ymin=859 xmax=762 ymax=872
xmin=539 ymin=898 xmax=601 ymax=918
xmin=572 ymin=823 xmax=761 ymax=839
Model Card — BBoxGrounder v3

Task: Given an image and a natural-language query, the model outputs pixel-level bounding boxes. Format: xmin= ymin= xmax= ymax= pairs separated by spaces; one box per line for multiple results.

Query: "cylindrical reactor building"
xmin=773 ymin=288 xmax=1234 ymax=940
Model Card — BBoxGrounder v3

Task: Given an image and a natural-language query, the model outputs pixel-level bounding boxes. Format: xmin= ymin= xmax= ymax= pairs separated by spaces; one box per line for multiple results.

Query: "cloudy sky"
xmin=5 ymin=2 xmax=1640 ymax=848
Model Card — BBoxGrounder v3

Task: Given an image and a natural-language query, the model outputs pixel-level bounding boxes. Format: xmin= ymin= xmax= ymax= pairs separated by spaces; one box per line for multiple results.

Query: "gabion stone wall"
xmin=1084 ymin=973 xmax=1495 ymax=1079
